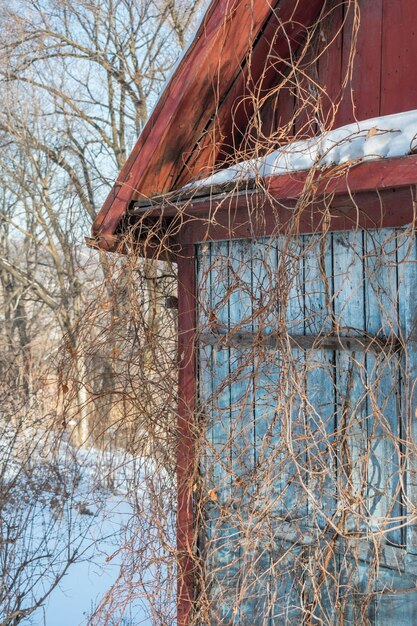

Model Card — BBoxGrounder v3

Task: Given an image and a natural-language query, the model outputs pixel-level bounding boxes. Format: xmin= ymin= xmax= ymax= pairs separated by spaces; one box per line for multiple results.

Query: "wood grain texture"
xmin=131 ymin=153 xmax=417 ymax=219
xmin=397 ymin=229 xmax=417 ymax=555
xmin=255 ymin=0 xmax=417 ymax=138
xmin=173 ymin=165 xmax=417 ymax=245
xmin=196 ymin=231 xmax=417 ymax=622
xmin=175 ymin=0 xmax=327 ymax=187
xmin=337 ymin=0 xmax=383 ymax=124
xmin=317 ymin=1 xmax=344 ymax=128
xmin=364 ymin=230 xmax=402 ymax=546
xmin=381 ymin=0 xmax=417 ymax=115
xmin=93 ymin=0 xmax=417 ymax=251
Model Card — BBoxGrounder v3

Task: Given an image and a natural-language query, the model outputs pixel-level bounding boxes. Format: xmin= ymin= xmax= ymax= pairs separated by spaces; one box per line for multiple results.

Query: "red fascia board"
xmin=283 ymin=152 xmax=417 ymax=197
xmin=137 ymin=154 xmax=417 ymax=219
xmin=259 ymin=153 xmax=417 ymax=209
xmin=96 ymin=155 xmax=417 ymax=253
xmin=167 ymin=155 xmax=417 ymax=244
xmin=177 ymin=186 xmax=415 ymax=244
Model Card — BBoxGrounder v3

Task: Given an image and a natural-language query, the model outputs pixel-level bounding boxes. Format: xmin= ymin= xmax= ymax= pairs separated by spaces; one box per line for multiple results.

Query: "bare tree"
xmin=0 ymin=0 xmax=203 ymax=429
xmin=0 ymin=0 xmax=202 ymax=622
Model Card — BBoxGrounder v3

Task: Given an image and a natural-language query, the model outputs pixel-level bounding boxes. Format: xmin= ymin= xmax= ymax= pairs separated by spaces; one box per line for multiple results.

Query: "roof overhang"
xmin=88 ymin=154 xmax=417 ymax=256
xmin=90 ymin=0 xmax=328 ymax=252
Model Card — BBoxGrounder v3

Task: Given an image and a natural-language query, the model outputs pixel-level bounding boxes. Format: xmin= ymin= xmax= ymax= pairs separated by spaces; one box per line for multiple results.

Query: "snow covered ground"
xmin=41 ymin=497 xmax=147 ymax=626
xmin=1 ymin=431 xmax=174 ymax=626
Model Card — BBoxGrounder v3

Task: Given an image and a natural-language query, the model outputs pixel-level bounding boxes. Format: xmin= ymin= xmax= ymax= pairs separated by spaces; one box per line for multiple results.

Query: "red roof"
xmin=90 ymin=0 xmax=327 ymax=251
xmin=91 ymin=0 xmax=417 ymax=252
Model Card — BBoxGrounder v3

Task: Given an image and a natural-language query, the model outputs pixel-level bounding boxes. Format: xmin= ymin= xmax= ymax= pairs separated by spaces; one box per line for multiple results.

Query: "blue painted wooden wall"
xmin=196 ymin=228 xmax=417 ymax=625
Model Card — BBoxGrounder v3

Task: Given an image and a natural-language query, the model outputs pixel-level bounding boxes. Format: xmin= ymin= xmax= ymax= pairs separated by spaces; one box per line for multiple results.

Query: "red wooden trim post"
xmin=177 ymin=244 xmax=196 ymax=626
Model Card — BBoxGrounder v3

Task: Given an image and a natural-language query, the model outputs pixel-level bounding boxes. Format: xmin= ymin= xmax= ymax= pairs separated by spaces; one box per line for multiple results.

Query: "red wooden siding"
xmin=91 ymin=0 xmax=328 ymax=249
xmin=256 ymin=0 xmax=417 ymax=143
xmin=91 ymin=0 xmax=417 ymax=251
xmin=381 ymin=0 xmax=417 ymax=115
xmin=92 ymin=0 xmax=316 ymax=249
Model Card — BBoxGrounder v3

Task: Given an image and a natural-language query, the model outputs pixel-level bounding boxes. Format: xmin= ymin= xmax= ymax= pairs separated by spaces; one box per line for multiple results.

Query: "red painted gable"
xmin=91 ymin=0 xmax=417 ymax=252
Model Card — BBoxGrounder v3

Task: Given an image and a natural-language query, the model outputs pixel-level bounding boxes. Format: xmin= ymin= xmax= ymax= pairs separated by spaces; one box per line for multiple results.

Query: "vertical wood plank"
xmin=282 ymin=235 xmax=307 ymax=519
xmin=227 ymin=239 xmax=254 ymax=624
xmin=275 ymin=79 xmax=296 ymax=139
xmin=293 ymin=39 xmax=320 ymax=138
xmin=332 ymin=231 xmax=367 ymax=526
xmin=251 ymin=238 xmax=280 ymax=624
xmin=207 ymin=240 xmax=237 ymax=624
xmin=303 ymin=232 xmax=338 ymax=623
xmin=304 ymin=232 xmax=336 ymax=523
xmin=317 ymin=0 xmax=344 ymax=129
xmin=332 ymin=230 xmax=369 ymax=620
xmin=397 ymin=227 xmax=417 ymax=555
xmin=381 ymin=0 xmax=417 ymax=115
xmin=364 ymin=229 xmax=402 ymax=546
xmin=269 ymin=235 xmax=306 ymax=622
xmin=337 ymin=0 xmax=383 ymax=124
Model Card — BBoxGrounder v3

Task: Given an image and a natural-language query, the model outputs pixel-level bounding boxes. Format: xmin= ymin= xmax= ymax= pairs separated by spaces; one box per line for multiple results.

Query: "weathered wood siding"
xmin=257 ymin=0 xmax=417 ymax=143
xmin=197 ymin=228 xmax=417 ymax=624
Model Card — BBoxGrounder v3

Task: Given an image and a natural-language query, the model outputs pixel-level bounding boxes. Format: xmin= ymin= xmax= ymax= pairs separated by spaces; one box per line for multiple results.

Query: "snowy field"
xmin=42 ymin=497 xmax=147 ymax=626
xmin=1 ymin=429 xmax=175 ymax=626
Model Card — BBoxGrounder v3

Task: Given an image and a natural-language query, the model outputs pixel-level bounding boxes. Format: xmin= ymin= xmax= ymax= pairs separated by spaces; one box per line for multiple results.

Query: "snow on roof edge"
xmin=184 ymin=109 xmax=417 ymax=190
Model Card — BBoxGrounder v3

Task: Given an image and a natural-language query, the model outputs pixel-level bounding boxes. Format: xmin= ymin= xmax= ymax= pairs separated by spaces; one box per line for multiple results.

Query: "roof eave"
xmin=90 ymin=0 xmax=327 ymax=252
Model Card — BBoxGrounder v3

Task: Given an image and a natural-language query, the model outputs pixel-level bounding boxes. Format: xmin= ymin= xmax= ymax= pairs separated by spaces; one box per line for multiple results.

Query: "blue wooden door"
xmin=196 ymin=228 xmax=417 ymax=625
